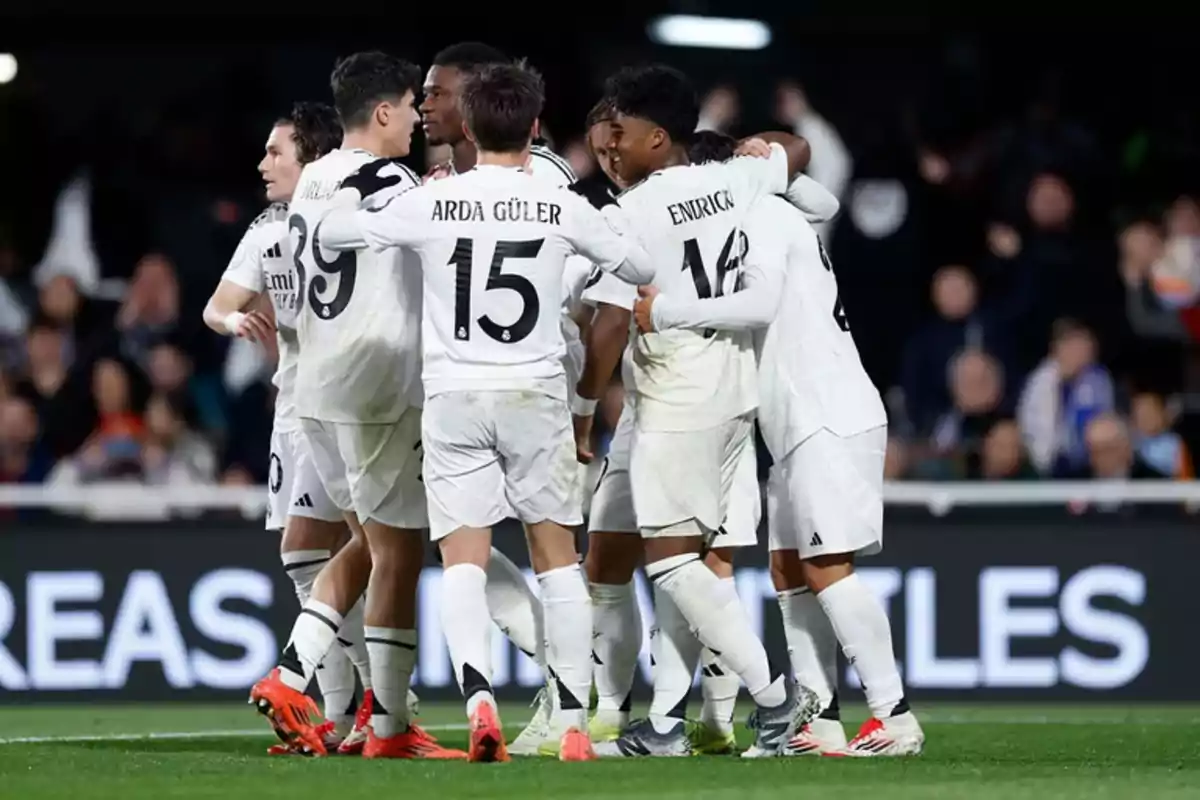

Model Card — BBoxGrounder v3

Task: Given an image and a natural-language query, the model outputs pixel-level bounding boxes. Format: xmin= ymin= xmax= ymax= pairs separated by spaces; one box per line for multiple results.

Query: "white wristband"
xmin=571 ymin=394 xmax=598 ymax=416
xmin=222 ymin=311 xmax=245 ymax=336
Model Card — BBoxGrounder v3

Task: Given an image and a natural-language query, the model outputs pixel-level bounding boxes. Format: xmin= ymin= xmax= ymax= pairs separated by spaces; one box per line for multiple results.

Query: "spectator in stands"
xmin=36 ymin=274 xmax=115 ymax=360
xmin=901 ymin=266 xmax=1015 ymax=434
xmin=114 ymin=253 xmax=182 ymax=371
xmin=1130 ymin=391 xmax=1193 ymax=478
xmin=972 ymin=419 xmax=1038 ymax=480
xmin=919 ymin=349 xmax=1008 ymax=478
xmin=1079 ymin=412 xmax=1166 ymax=480
xmin=141 ymin=391 xmax=216 ymax=485
xmin=0 ymin=396 xmax=52 ymax=484
xmin=1018 ymin=318 xmax=1115 ymax=476
xmin=12 ymin=321 xmax=93 ymax=457
xmin=74 ymin=358 xmax=144 ymax=481
xmin=773 ymin=80 xmax=852 ymax=243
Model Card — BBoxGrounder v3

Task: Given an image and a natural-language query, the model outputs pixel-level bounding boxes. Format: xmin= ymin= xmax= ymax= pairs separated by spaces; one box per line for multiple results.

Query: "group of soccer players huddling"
xmin=203 ymin=40 xmax=925 ymax=763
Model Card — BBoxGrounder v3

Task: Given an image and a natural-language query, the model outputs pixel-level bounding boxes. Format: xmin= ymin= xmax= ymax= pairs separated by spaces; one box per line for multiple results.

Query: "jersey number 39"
xmin=288 ymin=214 xmax=356 ymax=321
xmin=447 ymin=238 xmax=543 ymax=344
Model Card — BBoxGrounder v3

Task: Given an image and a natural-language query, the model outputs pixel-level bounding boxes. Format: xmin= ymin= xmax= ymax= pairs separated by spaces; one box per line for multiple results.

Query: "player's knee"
xmin=770 ymin=549 xmax=807 ymax=592
xmin=801 ymin=552 xmax=855 ymax=594
xmin=584 ymin=531 xmax=641 ymax=584
xmin=525 ymin=521 xmax=578 ymax=574
xmin=280 ymin=516 xmax=345 ymax=555
xmin=704 ymin=547 xmax=736 ymax=579
xmin=438 ymin=527 xmax=491 ymax=569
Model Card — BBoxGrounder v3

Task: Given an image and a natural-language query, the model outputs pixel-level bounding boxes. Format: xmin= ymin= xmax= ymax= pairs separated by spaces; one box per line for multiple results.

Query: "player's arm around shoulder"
xmin=561 ymin=187 xmax=656 ymax=286
xmin=320 ymin=170 xmax=431 ymax=254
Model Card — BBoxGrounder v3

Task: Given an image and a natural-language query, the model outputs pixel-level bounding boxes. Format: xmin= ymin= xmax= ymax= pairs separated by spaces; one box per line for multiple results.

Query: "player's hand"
xmin=735 ymin=137 xmax=772 ymax=159
xmin=569 ymin=180 xmax=617 ymax=211
xmin=424 ymin=162 xmax=453 ymax=183
xmin=633 ymin=285 xmax=660 ymax=333
xmin=341 ymin=158 xmax=405 ymax=199
xmin=233 ymin=310 xmax=275 ymax=343
xmin=572 ymin=413 xmax=595 ymax=464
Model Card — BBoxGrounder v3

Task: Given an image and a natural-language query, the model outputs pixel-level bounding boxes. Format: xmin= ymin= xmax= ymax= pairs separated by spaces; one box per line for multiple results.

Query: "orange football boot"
xmin=336 ymin=689 xmax=374 ymax=755
xmin=558 ymin=726 xmax=597 ymax=762
xmin=249 ymin=668 xmax=327 ymax=756
xmin=363 ymin=724 xmax=467 ymax=760
xmin=467 ymin=701 xmax=510 ymax=763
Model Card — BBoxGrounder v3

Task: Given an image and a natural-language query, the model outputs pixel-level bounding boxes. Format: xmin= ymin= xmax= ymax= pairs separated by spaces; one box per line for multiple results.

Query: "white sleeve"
xmin=563 ymin=193 xmax=656 ymax=285
xmin=220 ymin=222 xmax=266 ymax=292
xmin=724 ymin=143 xmax=790 ymax=207
xmin=785 ymin=174 xmax=840 ymax=223
xmin=650 ymin=235 xmax=786 ymax=332
xmin=581 ymin=266 xmax=638 ymax=310
xmin=320 ymin=188 xmax=429 ymax=252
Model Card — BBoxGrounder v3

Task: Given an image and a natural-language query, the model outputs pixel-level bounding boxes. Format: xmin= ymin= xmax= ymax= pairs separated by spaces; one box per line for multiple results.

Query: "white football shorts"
xmin=422 ymin=390 xmax=583 ymax=542
xmin=631 ymin=413 xmax=755 ymax=538
xmin=265 ymin=428 xmax=342 ymax=530
xmin=299 ymin=409 xmax=428 ymax=530
xmin=767 ymin=425 xmax=886 ymax=558
xmin=590 ymin=407 xmax=759 ymax=547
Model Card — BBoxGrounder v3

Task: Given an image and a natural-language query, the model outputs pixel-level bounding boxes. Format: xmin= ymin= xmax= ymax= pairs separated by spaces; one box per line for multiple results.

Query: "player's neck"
xmin=476 ymin=149 xmax=528 ymax=169
xmin=342 ymin=129 xmax=385 ymax=158
xmin=663 ymin=144 xmax=690 ymax=169
xmin=452 ymin=140 xmax=478 ymax=174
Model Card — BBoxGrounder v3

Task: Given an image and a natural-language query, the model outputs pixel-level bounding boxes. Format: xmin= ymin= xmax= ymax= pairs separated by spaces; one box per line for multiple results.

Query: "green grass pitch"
xmin=0 ymin=703 xmax=1196 ymax=799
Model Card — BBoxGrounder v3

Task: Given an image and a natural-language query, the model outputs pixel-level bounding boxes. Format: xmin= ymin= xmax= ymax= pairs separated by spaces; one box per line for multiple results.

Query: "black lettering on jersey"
xmin=818 ymin=237 xmax=850 ymax=332
xmin=492 ymin=198 xmax=562 ymax=225
xmin=667 ymin=189 xmax=734 ymax=226
xmin=432 ymin=199 xmax=486 ymax=222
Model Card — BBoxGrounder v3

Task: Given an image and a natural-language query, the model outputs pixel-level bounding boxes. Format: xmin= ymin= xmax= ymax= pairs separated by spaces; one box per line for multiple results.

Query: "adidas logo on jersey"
xmin=262 ymin=242 xmax=282 ymax=260
xmin=810 ymin=532 xmax=823 ymax=547
xmin=294 ymin=494 xmax=314 ymax=509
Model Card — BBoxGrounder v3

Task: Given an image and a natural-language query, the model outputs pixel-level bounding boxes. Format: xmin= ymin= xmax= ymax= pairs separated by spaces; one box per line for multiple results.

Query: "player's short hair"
xmin=1051 ymin=317 xmax=1093 ymax=343
xmin=688 ymin=130 xmax=736 ymax=164
xmin=330 ymin=51 xmax=422 ymax=129
xmin=585 ymin=97 xmax=615 ymax=130
xmin=277 ymin=102 xmax=342 ymax=164
xmin=432 ymin=42 xmax=510 ymax=72
xmin=604 ymin=64 xmax=698 ymax=144
xmin=461 ymin=61 xmax=544 ymax=153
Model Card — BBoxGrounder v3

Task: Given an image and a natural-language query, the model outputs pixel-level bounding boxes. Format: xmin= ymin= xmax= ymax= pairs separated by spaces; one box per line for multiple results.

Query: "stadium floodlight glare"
xmin=0 ymin=54 xmax=17 ymax=85
xmin=647 ymin=15 xmax=772 ymax=51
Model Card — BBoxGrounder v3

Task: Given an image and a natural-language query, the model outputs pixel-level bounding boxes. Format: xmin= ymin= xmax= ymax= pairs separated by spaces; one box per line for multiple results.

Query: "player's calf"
xmin=585 ymin=531 xmax=643 ymax=740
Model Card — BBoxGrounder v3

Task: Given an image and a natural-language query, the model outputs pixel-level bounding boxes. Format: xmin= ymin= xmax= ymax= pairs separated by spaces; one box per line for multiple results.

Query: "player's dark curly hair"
xmin=330 ymin=51 xmax=422 ymax=129
xmin=433 ymin=41 xmax=510 ymax=71
xmin=461 ymin=61 xmax=544 ymax=153
xmin=604 ymin=64 xmax=698 ymax=144
xmin=688 ymin=130 xmax=736 ymax=164
xmin=585 ymin=96 xmax=615 ymax=130
xmin=277 ymin=102 xmax=342 ymax=165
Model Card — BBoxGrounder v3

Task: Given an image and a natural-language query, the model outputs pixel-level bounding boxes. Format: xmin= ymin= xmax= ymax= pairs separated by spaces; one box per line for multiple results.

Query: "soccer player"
xmin=582 ymin=128 xmax=840 ymax=757
xmin=248 ymin=51 xmax=462 ymax=760
xmin=633 ymin=132 xmax=925 ymax=757
xmin=419 ymin=40 xmax=591 ymax=754
xmin=589 ymin=63 xmax=819 ymax=759
xmin=202 ymin=103 xmax=377 ymax=754
xmin=317 ymin=61 xmax=657 ymax=762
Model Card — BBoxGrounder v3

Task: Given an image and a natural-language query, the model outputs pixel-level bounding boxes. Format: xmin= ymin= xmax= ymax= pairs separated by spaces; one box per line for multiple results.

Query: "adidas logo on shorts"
xmin=294 ymin=494 xmax=314 ymax=509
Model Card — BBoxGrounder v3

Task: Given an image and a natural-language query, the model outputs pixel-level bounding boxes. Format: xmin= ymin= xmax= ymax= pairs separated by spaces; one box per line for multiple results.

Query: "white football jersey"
xmin=617 ymin=147 xmax=789 ymax=431
xmin=290 ymin=148 xmax=423 ymax=424
xmin=220 ymin=203 xmax=302 ymax=432
xmin=353 ymin=165 xmax=647 ymax=399
xmin=748 ymin=197 xmax=886 ymax=458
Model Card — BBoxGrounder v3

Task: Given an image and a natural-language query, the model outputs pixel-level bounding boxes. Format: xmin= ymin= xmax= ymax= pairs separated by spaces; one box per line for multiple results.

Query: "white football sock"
xmin=281 ymin=550 xmax=357 ymax=726
xmin=698 ymin=578 xmax=743 ymax=735
xmin=590 ymin=581 xmax=642 ymax=715
xmin=363 ymin=626 xmax=417 ymax=738
xmin=648 ymin=585 xmax=701 ymax=734
xmin=538 ymin=563 xmax=593 ymax=731
xmin=817 ymin=573 xmax=905 ymax=719
xmin=441 ymin=563 xmax=495 ymax=717
xmin=278 ymin=598 xmax=341 ymax=693
xmin=648 ymin=553 xmax=785 ymax=709
xmin=485 ymin=547 xmax=546 ymax=666
xmin=336 ymin=597 xmax=372 ymax=692
xmin=778 ymin=586 xmax=839 ymax=714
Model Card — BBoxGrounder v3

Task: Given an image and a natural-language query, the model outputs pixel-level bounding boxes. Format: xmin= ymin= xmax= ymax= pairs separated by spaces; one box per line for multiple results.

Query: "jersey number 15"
xmin=447 ymin=238 xmax=544 ymax=344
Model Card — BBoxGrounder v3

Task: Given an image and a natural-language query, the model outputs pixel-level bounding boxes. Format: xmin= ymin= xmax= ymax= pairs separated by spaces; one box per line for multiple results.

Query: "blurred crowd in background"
xmin=0 ymin=27 xmax=1198 ymax=492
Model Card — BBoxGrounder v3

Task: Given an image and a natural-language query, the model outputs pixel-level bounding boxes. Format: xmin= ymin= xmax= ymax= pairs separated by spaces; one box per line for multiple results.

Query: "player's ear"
xmin=374 ymin=101 xmax=390 ymax=128
xmin=531 ymin=118 xmax=541 ymax=141
xmin=650 ymin=127 xmax=667 ymax=151
xmin=462 ymin=120 xmax=476 ymax=146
